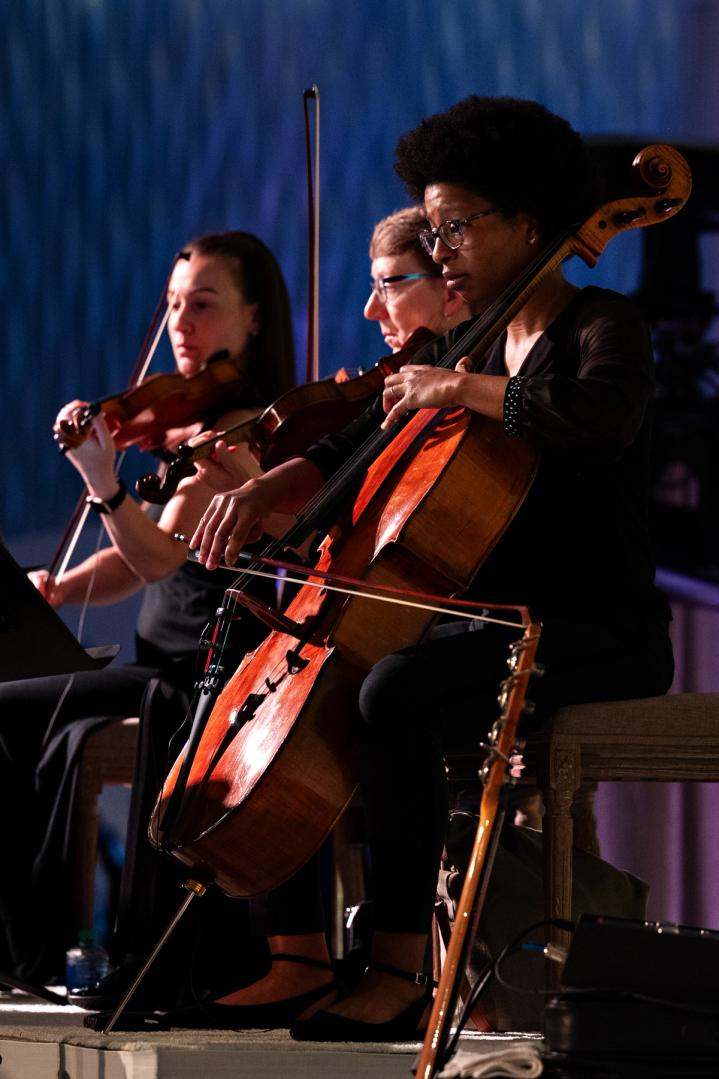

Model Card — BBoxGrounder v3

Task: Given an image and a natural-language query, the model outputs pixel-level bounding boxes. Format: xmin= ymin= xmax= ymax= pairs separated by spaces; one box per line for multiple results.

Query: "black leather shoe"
xmin=67 ymin=951 xmax=248 ymax=1011
xmin=289 ymin=987 xmax=432 ymax=1042
xmin=165 ymin=954 xmax=337 ymax=1031
xmin=290 ymin=960 xmax=434 ymax=1043
xmin=166 ymin=980 xmax=336 ymax=1030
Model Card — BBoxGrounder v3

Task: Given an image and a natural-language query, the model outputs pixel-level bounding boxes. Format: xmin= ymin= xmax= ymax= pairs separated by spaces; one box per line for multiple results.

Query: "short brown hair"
xmin=369 ymin=207 xmax=437 ymax=275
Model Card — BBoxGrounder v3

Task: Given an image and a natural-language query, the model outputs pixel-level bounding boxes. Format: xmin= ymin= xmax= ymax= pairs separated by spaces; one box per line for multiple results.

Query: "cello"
xmin=150 ymin=143 xmax=691 ymax=919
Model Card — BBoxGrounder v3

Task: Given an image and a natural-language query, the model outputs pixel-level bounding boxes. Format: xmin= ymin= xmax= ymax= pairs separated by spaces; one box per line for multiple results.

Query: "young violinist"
xmin=187 ymin=97 xmax=674 ymax=1042
xmin=0 ymin=232 xmax=295 ymax=984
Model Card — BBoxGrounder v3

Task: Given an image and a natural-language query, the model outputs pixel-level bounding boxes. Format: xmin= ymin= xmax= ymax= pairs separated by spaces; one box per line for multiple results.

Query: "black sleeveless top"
xmin=134 ymin=390 xmax=277 ymax=684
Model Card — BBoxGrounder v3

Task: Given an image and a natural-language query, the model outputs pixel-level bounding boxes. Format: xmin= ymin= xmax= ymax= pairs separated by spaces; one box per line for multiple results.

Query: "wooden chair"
xmin=444 ymin=691 xmax=719 ymax=1000
xmin=74 ymin=717 xmax=139 ymax=928
xmin=447 ymin=691 xmax=719 ymax=935
xmin=534 ymin=692 xmax=719 ymax=924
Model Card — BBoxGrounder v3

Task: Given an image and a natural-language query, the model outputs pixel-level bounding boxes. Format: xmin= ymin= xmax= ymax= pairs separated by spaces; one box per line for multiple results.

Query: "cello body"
xmin=151 ymin=405 xmax=536 ymax=895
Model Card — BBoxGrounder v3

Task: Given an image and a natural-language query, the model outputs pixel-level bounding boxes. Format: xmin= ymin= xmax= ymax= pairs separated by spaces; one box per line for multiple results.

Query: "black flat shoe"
xmin=166 ymin=954 xmax=337 ymax=1031
xmin=290 ymin=960 xmax=434 ymax=1043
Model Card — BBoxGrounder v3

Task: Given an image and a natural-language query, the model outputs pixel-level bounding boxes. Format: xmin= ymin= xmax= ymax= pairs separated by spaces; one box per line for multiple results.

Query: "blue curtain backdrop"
xmin=1 ymin=0 xmax=699 ymax=539
xmin=3 ymin=0 xmax=719 ymax=928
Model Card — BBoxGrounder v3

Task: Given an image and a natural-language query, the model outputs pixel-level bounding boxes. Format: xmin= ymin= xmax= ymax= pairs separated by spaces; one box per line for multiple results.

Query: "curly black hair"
xmin=394 ymin=96 xmax=600 ymax=240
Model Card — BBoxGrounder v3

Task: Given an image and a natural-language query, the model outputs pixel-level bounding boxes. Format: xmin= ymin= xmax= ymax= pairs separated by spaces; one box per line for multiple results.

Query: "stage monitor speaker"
xmin=560 ymin=912 xmax=719 ymax=1005
xmin=0 ymin=537 xmax=118 ymax=681
xmin=544 ymin=914 xmax=719 ymax=1076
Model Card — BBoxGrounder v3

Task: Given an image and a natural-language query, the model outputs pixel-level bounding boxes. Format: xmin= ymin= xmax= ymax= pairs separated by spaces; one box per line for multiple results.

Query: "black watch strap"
xmin=86 ymin=479 xmax=127 ymax=515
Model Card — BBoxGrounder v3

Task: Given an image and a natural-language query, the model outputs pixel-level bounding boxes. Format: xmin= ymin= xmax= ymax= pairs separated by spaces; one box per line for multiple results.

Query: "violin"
xmin=55 ymin=350 xmax=246 ymax=455
xmin=136 ymin=328 xmax=435 ymax=504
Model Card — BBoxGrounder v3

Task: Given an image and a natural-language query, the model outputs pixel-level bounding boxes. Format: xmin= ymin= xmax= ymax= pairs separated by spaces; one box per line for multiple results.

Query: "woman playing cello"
xmin=0 ymin=232 xmax=294 ymax=984
xmin=188 ymin=97 xmax=674 ymax=1042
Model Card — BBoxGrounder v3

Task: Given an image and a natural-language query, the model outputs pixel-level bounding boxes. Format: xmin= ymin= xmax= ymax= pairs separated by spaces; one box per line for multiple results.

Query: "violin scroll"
xmin=135 ymin=468 xmax=177 ymax=504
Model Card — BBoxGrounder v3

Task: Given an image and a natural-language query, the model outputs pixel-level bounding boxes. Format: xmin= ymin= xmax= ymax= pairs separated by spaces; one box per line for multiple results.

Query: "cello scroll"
xmin=569 ymin=143 xmax=691 ymax=267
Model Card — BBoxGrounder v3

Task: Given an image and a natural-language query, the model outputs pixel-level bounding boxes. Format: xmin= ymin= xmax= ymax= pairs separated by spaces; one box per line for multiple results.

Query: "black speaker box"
xmin=543 ymin=915 xmax=719 ymax=1078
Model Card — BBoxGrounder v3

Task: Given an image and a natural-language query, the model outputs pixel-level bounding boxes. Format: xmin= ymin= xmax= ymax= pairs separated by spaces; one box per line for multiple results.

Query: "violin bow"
xmin=303 ymin=85 xmax=320 ymax=383
xmin=48 ymin=271 xmax=175 ymax=584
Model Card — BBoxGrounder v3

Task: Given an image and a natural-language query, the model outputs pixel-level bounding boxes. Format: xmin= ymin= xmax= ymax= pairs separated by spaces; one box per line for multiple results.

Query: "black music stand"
xmin=0 ymin=537 xmax=118 ymax=681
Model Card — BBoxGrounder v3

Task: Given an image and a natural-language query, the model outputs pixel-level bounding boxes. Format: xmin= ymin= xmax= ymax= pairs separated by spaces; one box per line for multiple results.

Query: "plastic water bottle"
xmin=65 ymin=929 xmax=110 ymax=991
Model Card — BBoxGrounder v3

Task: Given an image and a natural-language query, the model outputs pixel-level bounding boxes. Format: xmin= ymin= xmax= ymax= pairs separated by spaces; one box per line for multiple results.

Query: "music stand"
xmin=0 ymin=537 xmax=118 ymax=681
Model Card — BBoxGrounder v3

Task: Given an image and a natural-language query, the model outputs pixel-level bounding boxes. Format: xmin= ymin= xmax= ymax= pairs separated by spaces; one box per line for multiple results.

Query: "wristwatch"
xmin=86 ymin=479 xmax=128 ymax=515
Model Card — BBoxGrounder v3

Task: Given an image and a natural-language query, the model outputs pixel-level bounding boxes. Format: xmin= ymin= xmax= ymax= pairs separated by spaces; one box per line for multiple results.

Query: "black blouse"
xmin=304 ymin=287 xmax=668 ymax=622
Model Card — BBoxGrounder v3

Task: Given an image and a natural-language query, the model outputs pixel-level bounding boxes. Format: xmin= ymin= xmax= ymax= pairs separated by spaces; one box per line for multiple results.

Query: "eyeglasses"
xmin=418 ymin=209 xmax=500 ymax=256
xmin=369 ymin=272 xmax=441 ymax=304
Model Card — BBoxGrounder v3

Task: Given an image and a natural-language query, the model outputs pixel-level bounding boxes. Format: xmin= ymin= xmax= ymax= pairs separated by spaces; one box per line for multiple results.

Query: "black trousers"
xmin=0 ymin=663 xmax=156 ymax=980
xmin=111 ymin=675 xmax=270 ymax=1006
xmin=244 ymin=605 xmax=674 ymax=944
xmin=356 ymin=607 xmax=674 ymax=935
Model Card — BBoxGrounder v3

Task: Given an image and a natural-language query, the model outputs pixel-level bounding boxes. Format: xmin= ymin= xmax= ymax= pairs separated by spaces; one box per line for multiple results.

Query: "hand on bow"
xmin=189 ymin=458 xmax=326 ymax=571
xmin=190 ymin=480 xmax=272 ymax=571
xmin=28 ymin=568 xmax=67 ymax=608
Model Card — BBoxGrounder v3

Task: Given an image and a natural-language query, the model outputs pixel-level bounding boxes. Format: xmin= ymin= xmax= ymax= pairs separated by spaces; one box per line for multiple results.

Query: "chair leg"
xmin=541 ymin=741 xmax=580 ymax=986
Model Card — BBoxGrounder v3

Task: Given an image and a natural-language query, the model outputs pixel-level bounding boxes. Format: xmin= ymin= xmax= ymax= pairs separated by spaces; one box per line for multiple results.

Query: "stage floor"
xmin=0 ymin=990 xmax=543 ymax=1078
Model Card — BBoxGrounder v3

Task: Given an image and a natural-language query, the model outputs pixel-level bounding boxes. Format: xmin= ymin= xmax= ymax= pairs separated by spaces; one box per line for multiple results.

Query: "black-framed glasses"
xmin=369 ymin=272 xmax=441 ymax=304
xmin=418 ymin=209 xmax=500 ymax=256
